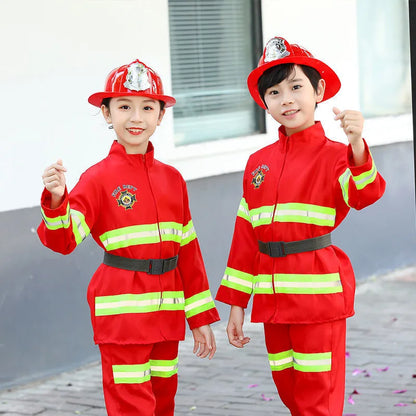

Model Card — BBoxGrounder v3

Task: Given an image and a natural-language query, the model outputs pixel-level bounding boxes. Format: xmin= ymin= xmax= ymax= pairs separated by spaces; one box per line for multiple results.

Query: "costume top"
xmin=216 ymin=122 xmax=386 ymax=324
xmin=38 ymin=140 xmax=220 ymax=344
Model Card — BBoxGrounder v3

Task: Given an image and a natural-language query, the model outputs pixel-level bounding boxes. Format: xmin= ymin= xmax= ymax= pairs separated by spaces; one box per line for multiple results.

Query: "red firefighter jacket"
xmin=216 ymin=122 xmax=386 ymax=324
xmin=38 ymin=141 xmax=220 ymax=344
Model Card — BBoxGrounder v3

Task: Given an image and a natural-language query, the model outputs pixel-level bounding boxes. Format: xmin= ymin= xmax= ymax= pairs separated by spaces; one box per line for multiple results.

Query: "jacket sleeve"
xmin=37 ymin=171 xmax=99 ymax=255
xmin=336 ymin=139 xmax=386 ymax=210
xmin=177 ymin=178 xmax=220 ymax=330
xmin=215 ymin=166 xmax=259 ymax=308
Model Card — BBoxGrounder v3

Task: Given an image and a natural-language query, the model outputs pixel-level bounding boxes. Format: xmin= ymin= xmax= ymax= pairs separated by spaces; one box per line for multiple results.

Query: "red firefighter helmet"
xmin=247 ymin=37 xmax=341 ymax=109
xmin=88 ymin=59 xmax=176 ymax=108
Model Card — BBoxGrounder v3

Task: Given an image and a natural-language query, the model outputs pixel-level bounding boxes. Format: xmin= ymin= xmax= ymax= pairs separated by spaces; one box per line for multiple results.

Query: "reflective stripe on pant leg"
xmin=151 ymin=341 xmax=179 ymax=416
xmin=293 ymin=351 xmax=332 ymax=373
xmin=264 ymin=323 xmax=297 ymax=414
xmin=99 ymin=344 xmax=155 ymax=416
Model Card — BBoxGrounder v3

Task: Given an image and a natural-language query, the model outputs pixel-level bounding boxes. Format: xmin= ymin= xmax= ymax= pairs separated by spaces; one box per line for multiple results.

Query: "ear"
xmin=157 ymin=108 xmax=166 ymax=126
xmin=316 ymin=78 xmax=326 ymax=103
xmin=101 ymin=104 xmax=112 ymax=124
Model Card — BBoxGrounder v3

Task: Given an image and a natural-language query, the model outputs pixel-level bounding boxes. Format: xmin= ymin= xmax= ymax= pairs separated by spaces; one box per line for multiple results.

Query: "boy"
xmin=38 ymin=59 xmax=220 ymax=416
xmin=216 ymin=37 xmax=386 ymax=415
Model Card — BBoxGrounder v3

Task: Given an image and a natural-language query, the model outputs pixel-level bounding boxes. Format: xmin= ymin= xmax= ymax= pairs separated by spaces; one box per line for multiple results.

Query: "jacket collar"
xmin=278 ymin=121 xmax=326 ymax=148
xmin=108 ymin=140 xmax=155 ymax=166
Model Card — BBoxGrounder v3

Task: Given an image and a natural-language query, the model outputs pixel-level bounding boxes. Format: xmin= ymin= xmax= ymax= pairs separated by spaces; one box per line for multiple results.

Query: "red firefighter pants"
xmin=99 ymin=341 xmax=179 ymax=416
xmin=264 ymin=319 xmax=346 ymax=416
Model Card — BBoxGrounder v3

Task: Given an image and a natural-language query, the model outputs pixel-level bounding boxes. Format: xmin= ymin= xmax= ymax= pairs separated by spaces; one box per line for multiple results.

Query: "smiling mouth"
xmin=282 ymin=110 xmax=299 ymax=116
xmin=127 ymin=128 xmax=144 ymax=135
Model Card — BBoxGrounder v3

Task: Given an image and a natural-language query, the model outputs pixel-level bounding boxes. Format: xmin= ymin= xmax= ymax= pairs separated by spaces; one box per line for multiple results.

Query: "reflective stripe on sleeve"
xmin=338 ymin=158 xmax=378 ymax=206
xmin=274 ymin=273 xmax=342 ymax=294
xmin=181 ymin=220 xmax=197 ymax=246
xmin=70 ymin=209 xmax=90 ymax=244
xmin=41 ymin=203 xmax=71 ymax=230
xmin=221 ymin=267 xmax=253 ymax=295
xmin=112 ymin=363 xmax=151 ymax=384
xmin=184 ymin=290 xmax=216 ymax=319
xmin=95 ymin=291 xmax=185 ymax=316
xmin=237 ymin=197 xmax=251 ymax=222
xmin=150 ymin=357 xmax=179 ymax=378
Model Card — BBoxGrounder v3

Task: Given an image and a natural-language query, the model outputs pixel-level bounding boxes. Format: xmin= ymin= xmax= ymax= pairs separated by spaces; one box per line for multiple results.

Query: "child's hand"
xmin=42 ymin=160 xmax=67 ymax=207
xmin=191 ymin=325 xmax=216 ymax=360
xmin=226 ymin=305 xmax=250 ymax=348
xmin=333 ymin=107 xmax=366 ymax=166
xmin=333 ymin=107 xmax=364 ymax=146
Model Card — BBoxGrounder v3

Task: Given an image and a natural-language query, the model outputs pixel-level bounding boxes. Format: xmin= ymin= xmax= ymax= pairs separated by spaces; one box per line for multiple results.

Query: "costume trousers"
xmin=264 ymin=319 xmax=346 ymax=416
xmin=99 ymin=341 xmax=179 ymax=416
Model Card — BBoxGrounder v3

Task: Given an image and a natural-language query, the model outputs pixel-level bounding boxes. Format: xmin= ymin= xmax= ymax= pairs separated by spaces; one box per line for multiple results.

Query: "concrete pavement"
xmin=0 ymin=267 xmax=415 ymax=415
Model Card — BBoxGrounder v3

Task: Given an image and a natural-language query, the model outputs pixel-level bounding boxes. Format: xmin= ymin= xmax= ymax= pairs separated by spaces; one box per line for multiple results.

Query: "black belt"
xmin=103 ymin=252 xmax=178 ymax=275
xmin=258 ymin=233 xmax=332 ymax=258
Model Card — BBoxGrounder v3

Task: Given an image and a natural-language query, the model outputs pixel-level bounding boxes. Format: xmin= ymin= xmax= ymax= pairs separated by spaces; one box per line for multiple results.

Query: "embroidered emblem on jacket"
xmin=251 ymin=165 xmax=270 ymax=189
xmin=112 ymin=185 xmax=138 ymax=210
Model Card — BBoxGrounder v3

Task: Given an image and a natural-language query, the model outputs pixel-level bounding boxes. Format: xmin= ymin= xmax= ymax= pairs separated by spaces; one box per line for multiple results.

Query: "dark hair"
xmin=100 ymin=97 xmax=166 ymax=112
xmin=258 ymin=63 xmax=322 ymax=107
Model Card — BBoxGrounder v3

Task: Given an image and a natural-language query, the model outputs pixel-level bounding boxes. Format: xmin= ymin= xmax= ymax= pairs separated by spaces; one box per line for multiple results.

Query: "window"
xmin=357 ymin=0 xmax=411 ymax=117
xmin=168 ymin=0 xmax=264 ymax=146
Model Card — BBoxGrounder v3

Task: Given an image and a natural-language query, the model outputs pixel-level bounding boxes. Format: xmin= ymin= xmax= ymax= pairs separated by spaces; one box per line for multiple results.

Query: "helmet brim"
xmin=247 ymin=56 xmax=341 ymax=109
xmin=88 ymin=91 xmax=176 ymax=108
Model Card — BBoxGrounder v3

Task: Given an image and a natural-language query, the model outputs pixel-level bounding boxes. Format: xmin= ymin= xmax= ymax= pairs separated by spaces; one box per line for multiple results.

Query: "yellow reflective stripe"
xmin=269 ymin=350 xmax=294 ymax=371
xmin=100 ymin=222 xmax=185 ymax=251
xmin=113 ymin=363 xmax=151 ymax=384
xmin=95 ymin=291 xmax=185 ymax=316
xmin=181 ymin=220 xmax=197 ymax=246
xmin=150 ymin=357 xmax=179 ymax=378
xmin=274 ymin=273 xmax=342 ymax=294
xmin=253 ymin=274 xmax=274 ymax=294
xmin=70 ymin=209 xmax=90 ymax=245
xmin=41 ymin=203 xmax=71 ymax=230
xmin=338 ymin=168 xmax=352 ymax=206
xmin=248 ymin=203 xmax=335 ymax=228
xmin=293 ymin=351 xmax=332 ymax=372
xmin=184 ymin=290 xmax=216 ymax=319
xmin=237 ymin=197 xmax=251 ymax=222
xmin=250 ymin=205 xmax=274 ymax=227
xmin=221 ymin=267 xmax=253 ymax=294
xmin=274 ymin=203 xmax=336 ymax=226
xmin=352 ymin=159 xmax=378 ymax=190
xmin=160 ymin=222 xmax=182 ymax=243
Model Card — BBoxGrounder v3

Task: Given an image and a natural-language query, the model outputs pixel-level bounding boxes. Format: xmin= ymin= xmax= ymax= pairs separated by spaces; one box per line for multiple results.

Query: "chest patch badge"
xmin=112 ymin=185 xmax=138 ymax=210
xmin=251 ymin=164 xmax=270 ymax=189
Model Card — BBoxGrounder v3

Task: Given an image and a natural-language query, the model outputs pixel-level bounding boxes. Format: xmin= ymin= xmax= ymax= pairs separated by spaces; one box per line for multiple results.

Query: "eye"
xmin=119 ymin=105 xmax=130 ymax=110
xmin=144 ymin=105 xmax=154 ymax=111
xmin=268 ymin=89 xmax=279 ymax=96
xmin=293 ymin=84 xmax=302 ymax=90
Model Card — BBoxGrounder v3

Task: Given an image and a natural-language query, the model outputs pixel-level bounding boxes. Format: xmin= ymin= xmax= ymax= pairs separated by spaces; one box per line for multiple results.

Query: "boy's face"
xmin=101 ymin=96 xmax=165 ymax=154
xmin=263 ymin=65 xmax=325 ymax=136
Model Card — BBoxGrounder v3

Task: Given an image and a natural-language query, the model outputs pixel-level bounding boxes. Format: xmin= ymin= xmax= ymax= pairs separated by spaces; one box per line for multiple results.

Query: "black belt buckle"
xmin=269 ymin=241 xmax=286 ymax=257
xmin=148 ymin=259 xmax=164 ymax=275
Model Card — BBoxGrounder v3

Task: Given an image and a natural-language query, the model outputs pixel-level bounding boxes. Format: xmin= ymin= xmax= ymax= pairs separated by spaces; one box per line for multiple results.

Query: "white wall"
xmin=0 ymin=0 xmax=174 ymax=212
xmin=0 ymin=0 xmax=411 ymax=212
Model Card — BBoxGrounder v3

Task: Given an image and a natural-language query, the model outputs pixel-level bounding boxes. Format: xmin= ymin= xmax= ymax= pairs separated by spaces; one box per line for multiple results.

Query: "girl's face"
xmin=263 ymin=65 xmax=325 ymax=136
xmin=101 ymin=96 xmax=165 ymax=154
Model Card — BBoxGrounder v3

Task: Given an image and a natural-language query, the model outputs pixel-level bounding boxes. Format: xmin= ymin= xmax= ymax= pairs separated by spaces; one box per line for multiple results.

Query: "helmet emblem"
xmin=251 ymin=164 xmax=270 ymax=189
xmin=124 ymin=62 xmax=151 ymax=92
xmin=264 ymin=38 xmax=290 ymax=63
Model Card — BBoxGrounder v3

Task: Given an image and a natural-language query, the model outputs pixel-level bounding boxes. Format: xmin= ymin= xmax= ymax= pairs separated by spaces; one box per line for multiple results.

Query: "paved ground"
xmin=0 ymin=268 xmax=415 ymax=415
